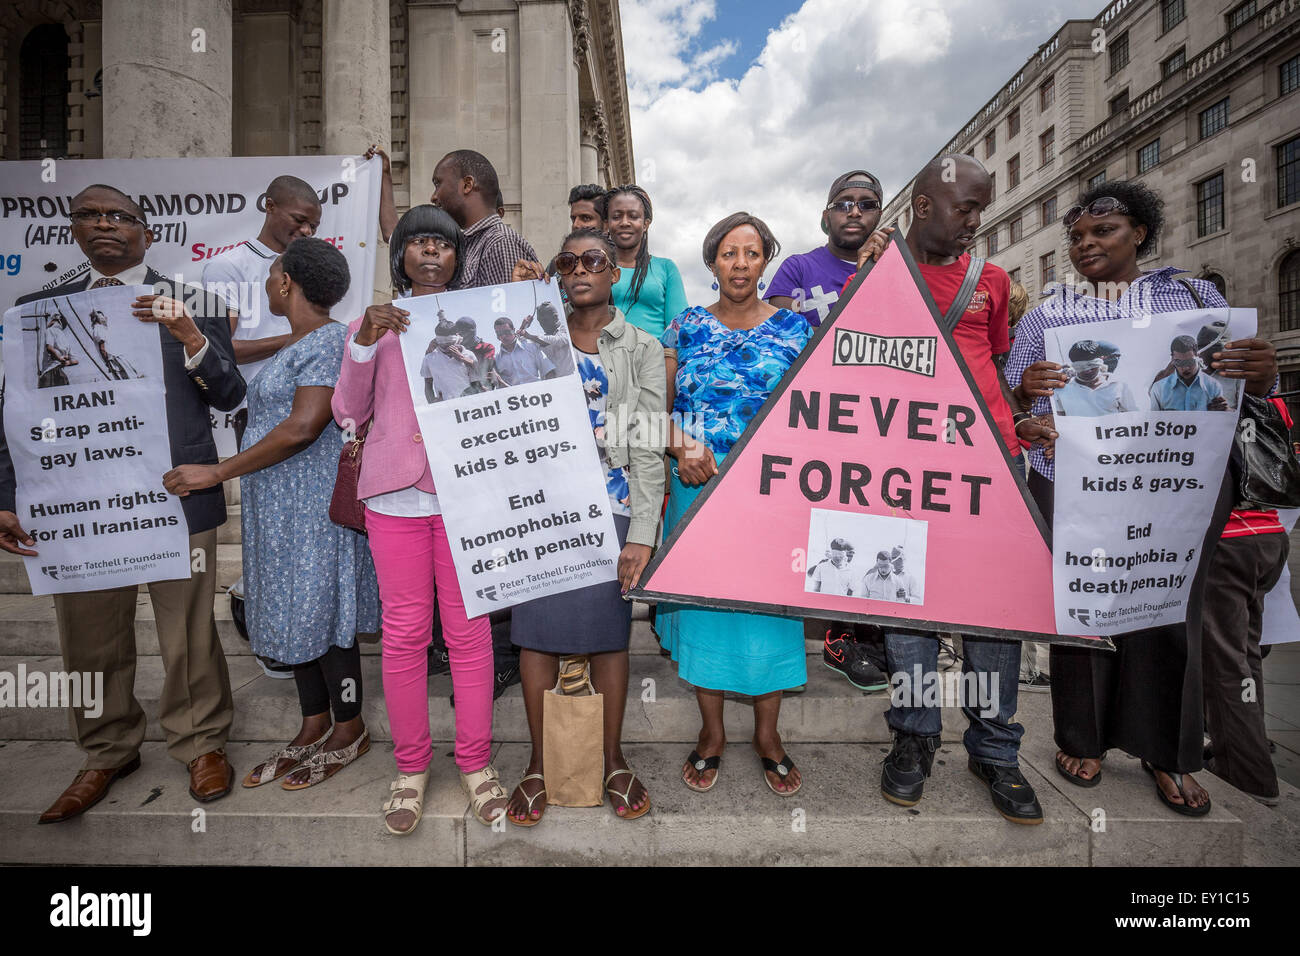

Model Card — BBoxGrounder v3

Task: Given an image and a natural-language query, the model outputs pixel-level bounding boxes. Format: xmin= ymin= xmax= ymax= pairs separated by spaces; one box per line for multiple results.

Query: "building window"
xmin=1199 ymin=97 xmax=1229 ymax=139
xmin=19 ymin=24 xmax=70 ymax=160
xmin=1040 ymin=252 xmax=1056 ymax=286
xmin=1040 ymin=127 xmax=1055 ymax=166
xmin=1008 ymin=154 xmax=1021 ymax=189
xmin=1161 ymin=0 xmax=1186 ymax=32
xmin=1088 ymin=170 xmax=1107 ymax=190
xmin=1196 ymin=173 xmax=1225 ymax=236
xmin=1010 ymin=217 xmax=1024 ymax=243
xmin=984 ymin=130 xmax=996 ymax=158
xmin=1279 ymin=136 xmax=1300 ymax=207
xmin=1110 ymin=89 xmax=1130 ymax=116
xmin=1200 ymin=271 xmax=1227 ymax=299
xmin=1041 ymin=195 xmax=1058 ymax=226
xmin=1110 ymin=32 xmax=1130 ymax=74
xmin=1163 ymin=48 xmax=1186 ymax=79
xmin=1007 ymin=107 xmax=1020 ymax=138
xmin=1282 ymin=370 xmax=1300 ymax=440
xmin=1009 ymin=268 xmax=1021 ymax=286
xmin=1283 ymin=54 xmax=1300 ymax=96
xmin=987 ymin=230 xmax=1000 ymax=256
xmin=1138 ymin=139 xmax=1161 ymax=173
xmin=1227 ymin=1 xmax=1257 ymax=31
xmin=989 ymin=171 xmax=996 ymax=202
xmin=1039 ymin=75 xmax=1055 ymax=110
xmin=1281 ymin=251 xmax=1300 ymax=331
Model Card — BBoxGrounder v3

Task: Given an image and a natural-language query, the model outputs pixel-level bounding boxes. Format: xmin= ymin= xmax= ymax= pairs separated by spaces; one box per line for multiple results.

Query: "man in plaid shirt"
xmin=431 ymin=149 xmax=539 ymax=289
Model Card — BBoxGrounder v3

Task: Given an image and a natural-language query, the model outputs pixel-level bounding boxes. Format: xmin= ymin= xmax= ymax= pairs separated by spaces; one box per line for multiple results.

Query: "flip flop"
xmin=605 ymin=768 xmax=651 ymax=820
xmin=1054 ymin=751 xmax=1102 ymax=788
xmin=760 ymin=754 xmax=800 ymax=797
xmin=1142 ymin=761 xmax=1211 ymax=817
xmin=682 ymin=749 xmax=721 ymax=792
xmin=507 ymin=773 xmax=547 ymax=828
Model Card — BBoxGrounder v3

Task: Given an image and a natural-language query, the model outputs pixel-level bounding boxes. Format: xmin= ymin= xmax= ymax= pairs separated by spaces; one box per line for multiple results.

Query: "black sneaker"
xmin=824 ymin=632 xmax=888 ymax=691
xmin=427 ymin=645 xmax=451 ymax=676
xmin=1018 ymin=673 xmax=1051 ymax=693
xmin=880 ymin=731 xmax=938 ymax=807
xmin=968 ymin=758 xmax=1044 ymax=825
xmin=493 ymin=659 xmax=521 ymax=699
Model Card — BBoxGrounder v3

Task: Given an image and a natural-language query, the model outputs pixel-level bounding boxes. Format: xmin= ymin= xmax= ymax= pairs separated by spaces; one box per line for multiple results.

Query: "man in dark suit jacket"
xmin=0 ymin=183 xmax=247 ymax=822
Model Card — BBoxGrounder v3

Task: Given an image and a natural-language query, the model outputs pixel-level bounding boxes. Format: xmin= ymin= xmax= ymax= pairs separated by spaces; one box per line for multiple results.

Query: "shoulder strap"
xmin=1175 ymin=276 xmax=1205 ymax=308
xmin=941 ymin=256 xmax=986 ymax=331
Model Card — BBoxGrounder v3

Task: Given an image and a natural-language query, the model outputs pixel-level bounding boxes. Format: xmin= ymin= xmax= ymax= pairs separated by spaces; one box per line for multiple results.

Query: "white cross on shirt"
xmin=800 ymin=284 xmax=839 ymax=322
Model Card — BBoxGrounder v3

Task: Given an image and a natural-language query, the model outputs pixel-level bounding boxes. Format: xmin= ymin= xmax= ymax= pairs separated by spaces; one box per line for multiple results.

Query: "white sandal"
xmin=461 ymin=764 xmax=509 ymax=826
xmin=383 ymin=769 xmax=430 ymax=836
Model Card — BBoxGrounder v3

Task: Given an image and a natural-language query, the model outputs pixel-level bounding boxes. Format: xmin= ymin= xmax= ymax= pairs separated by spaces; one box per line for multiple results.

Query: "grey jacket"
xmin=586 ymin=307 xmax=668 ymax=546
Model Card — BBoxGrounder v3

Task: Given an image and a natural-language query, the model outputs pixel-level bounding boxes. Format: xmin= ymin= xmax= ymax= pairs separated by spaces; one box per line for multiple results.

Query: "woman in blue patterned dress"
xmin=166 ymin=237 xmax=379 ymax=791
xmin=660 ymin=212 xmax=814 ymax=797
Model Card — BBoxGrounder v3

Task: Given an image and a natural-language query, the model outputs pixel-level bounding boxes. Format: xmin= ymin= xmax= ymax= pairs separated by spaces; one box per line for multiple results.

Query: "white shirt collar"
xmin=87 ymin=262 xmax=150 ymax=288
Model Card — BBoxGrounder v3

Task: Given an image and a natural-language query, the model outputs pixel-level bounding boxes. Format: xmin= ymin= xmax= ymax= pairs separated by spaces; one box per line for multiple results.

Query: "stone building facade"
xmin=880 ymin=0 xmax=1300 ymax=423
xmin=0 ymin=0 xmax=634 ymax=284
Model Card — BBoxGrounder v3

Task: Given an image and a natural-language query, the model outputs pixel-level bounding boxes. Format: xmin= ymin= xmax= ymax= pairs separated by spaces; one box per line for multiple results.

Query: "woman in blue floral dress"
xmin=660 ymin=212 xmax=814 ymax=797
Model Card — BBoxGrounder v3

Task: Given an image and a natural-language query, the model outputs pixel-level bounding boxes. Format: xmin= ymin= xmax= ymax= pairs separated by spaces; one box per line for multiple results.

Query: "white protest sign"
xmin=397 ymin=280 xmax=620 ymax=617
xmin=0 ymin=155 xmax=380 ymax=455
xmin=3 ymin=285 xmax=191 ymax=593
xmin=1047 ymin=307 xmax=1256 ymax=637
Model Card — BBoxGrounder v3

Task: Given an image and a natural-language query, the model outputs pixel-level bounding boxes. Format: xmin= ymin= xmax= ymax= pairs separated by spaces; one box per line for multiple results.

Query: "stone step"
xmin=0 ymin=649 xmax=947 ymax=745
xmin=216 ymin=506 xmax=241 ymax=545
xmin=0 ymin=544 xmax=243 ymax=594
xmin=2 ymin=738 xmax=1286 ymax=866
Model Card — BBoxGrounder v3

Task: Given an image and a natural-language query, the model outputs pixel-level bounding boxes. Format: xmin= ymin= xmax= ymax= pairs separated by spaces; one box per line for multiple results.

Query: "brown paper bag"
xmin=543 ymin=660 xmax=604 ymax=807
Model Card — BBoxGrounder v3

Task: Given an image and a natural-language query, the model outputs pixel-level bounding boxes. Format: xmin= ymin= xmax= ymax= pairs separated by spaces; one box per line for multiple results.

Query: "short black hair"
xmin=266 ymin=175 xmax=322 ymax=209
xmin=280 ymin=236 xmax=350 ymax=308
xmin=702 ymin=211 xmax=780 ymax=268
xmin=443 ymin=149 xmax=500 ymax=202
xmin=1074 ymin=179 xmax=1164 ymax=258
xmin=1171 ymin=335 xmax=1197 ymax=354
xmin=568 ymin=184 xmax=608 ymax=217
xmin=389 ymin=204 xmax=463 ymax=293
xmin=561 ymin=226 xmax=617 ymax=263
xmin=494 ymin=316 xmax=514 ymax=329
xmin=72 ymin=184 xmax=147 ymax=223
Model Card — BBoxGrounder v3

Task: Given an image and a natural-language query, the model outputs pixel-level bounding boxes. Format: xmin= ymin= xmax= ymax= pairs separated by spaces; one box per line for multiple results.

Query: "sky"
xmin=619 ymin=0 xmax=1104 ymax=303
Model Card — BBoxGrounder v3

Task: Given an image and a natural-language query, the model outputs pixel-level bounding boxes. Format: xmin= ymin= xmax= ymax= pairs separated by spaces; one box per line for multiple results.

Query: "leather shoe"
xmin=969 ymin=758 xmax=1044 ymax=825
xmin=38 ymin=755 xmax=142 ymax=824
xmin=188 ymin=750 xmax=235 ymax=803
xmin=880 ymin=731 xmax=938 ymax=807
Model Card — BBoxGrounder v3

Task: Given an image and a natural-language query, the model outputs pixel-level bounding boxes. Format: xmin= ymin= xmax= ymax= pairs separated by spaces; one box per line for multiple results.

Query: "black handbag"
xmin=1234 ymin=393 xmax=1300 ymax=509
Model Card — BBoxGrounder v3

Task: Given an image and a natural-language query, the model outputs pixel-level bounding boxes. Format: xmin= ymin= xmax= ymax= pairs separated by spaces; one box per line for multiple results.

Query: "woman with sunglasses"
xmin=506 ymin=230 xmax=667 ymax=824
xmin=332 ymin=204 xmax=510 ymax=835
xmin=605 ymin=185 xmax=688 ymax=339
xmin=1005 ymin=180 xmax=1278 ymax=817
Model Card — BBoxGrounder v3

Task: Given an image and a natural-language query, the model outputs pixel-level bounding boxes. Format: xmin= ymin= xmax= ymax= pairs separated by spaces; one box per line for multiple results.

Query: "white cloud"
xmin=621 ymin=0 xmax=1097 ymax=303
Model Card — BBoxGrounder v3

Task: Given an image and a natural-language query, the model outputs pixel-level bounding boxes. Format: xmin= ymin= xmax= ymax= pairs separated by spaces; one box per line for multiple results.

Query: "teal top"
xmin=611 ymin=254 xmax=688 ymax=339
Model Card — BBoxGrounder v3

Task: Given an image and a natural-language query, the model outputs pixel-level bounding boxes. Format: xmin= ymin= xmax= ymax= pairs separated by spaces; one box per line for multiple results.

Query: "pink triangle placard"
xmin=633 ymin=240 xmax=1099 ymax=646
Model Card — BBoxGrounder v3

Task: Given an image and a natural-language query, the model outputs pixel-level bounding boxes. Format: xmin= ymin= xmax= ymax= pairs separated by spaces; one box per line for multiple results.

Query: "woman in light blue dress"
xmin=660 ymin=212 xmax=813 ymax=798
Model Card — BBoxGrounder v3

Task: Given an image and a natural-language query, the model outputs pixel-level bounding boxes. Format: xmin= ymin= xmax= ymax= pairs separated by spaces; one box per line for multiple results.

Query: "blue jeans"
xmin=884 ymin=631 xmax=1024 ymax=766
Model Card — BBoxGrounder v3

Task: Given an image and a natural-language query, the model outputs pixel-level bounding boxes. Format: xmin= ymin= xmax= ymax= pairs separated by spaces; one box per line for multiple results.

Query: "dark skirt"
xmin=511 ymin=513 xmax=632 ymax=654
xmin=1029 ymin=468 xmax=1233 ymax=772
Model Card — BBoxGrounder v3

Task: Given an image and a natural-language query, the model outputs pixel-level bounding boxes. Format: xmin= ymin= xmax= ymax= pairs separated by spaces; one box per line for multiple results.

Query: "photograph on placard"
xmin=804 ymin=507 xmax=927 ymax=605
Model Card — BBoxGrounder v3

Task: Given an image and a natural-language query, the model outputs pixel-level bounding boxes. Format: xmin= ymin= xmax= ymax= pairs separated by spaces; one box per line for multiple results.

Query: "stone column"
xmin=321 ymin=0 xmax=390 ymax=153
xmin=101 ymin=0 xmax=232 ymax=157
xmin=518 ymin=0 xmax=580 ymax=250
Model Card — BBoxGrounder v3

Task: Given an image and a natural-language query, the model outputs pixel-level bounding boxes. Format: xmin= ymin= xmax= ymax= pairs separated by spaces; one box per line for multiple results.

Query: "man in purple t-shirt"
xmin=766 ymin=169 xmax=884 ymax=326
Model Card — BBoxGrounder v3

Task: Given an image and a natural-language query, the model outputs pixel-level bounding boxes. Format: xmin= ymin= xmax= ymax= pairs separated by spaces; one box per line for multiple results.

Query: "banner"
xmin=2 ymin=285 xmax=190 ymax=594
xmin=395 ymin=280 xmax=620 ymax=617
xmin=1046 ymin=308 xmax=1256 ymax=637
xmin=631 ymin=241 xmax=1101 ymax=647
xmin=0 ymin=155 xmax=381 ymax=455
xmin=1263 ymin=508 xmax=1300 ymax=645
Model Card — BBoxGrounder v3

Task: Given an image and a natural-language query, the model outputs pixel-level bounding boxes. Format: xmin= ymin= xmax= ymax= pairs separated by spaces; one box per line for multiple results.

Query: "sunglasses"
xmin=825 ymin=199 xmax=882 ymax=215
xmin=1062 ymin=197 xmax=1131 ymax=228
xmin=69 ymin=210 xmax=146 ymax=228
xmin=554 ymin=249 xmax=612 ymax=275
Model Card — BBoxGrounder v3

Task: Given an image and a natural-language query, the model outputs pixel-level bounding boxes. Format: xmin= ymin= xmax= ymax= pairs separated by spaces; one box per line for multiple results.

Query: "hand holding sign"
xmin=356 ymin=303 xmax=410 ymax=346
xmin=1210 ymin=338 xmax=1278 ymax=395
xmin=0 ymin=511 xmax=38 ymax=557
xmin=163 ymin=463 xmax=224 ymax=497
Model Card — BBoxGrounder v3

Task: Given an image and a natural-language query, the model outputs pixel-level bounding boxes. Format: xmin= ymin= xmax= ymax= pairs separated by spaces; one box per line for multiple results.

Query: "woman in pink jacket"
xmin=332 ymin=205 xmax=507 ymax=835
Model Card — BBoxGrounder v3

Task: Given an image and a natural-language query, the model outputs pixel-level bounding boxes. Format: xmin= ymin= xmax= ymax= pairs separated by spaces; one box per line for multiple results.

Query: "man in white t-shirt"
xmin=808 ymin=538 xmax=856 ymax=595
xmin=202 ymin=174 xmax=321 ymax=444
xmin=889 ymin=547 xmax=920 ymax=604
xmin=1054 ymin=339 xmax=1137 ymax=417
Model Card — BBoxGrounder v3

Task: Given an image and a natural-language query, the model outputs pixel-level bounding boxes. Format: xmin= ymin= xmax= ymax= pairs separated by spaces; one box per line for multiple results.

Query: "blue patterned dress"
xmin=242 ymin=322 xmax=380 ymax=665
xmin=658 ymin=306 xmax=813 ymax=695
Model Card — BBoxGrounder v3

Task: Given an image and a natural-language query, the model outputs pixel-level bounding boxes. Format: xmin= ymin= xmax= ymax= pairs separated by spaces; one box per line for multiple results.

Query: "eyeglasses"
xmin=825 ymin=199 xmax=881 ymax=215
xmin=405 ymin=234 xmax=453 ymax=251
xmin=69 ymin=210 xmax=146 ymax=228
xmin=1062 ymin=197 xmax=1130 ymax=228
xmin=554 ymin=250 xmax=612 ymax=275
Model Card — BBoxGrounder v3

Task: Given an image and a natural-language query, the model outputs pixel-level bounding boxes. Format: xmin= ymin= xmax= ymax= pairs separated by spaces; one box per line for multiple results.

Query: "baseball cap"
xmin=828 ymin=170 xmax=882 ymax=204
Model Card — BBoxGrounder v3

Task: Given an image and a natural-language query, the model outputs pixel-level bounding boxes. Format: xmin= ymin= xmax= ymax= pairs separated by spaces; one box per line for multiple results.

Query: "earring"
xmin=758 ymin=279 xmax=766 ymax=291
xmin=280 ymin=287 xmax=289 ymax=297
xmin=710 ymin=275 xmax=719 ymax=291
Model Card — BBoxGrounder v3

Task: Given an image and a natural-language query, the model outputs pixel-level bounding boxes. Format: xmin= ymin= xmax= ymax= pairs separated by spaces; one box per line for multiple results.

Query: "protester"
xmin=1006 ymin=179 xmax=1278 ymax=815
xmin=431 ymin=148 xmax=539 ymax=288
xmin=165 ymin=238 xmax=378 ymax=790
xmin=331 ymin=204 xmax=508 ymax=834
xmin=203 ymin=175 xmax=322 ymax=447
xmin=869 ymin=155 xmax=1045 ymax=824
xmin=605 ymin=185 xmax=688 ymax=338
xmin=658 ymin=212 xmax=811 ymax=797
xmin=0 ymin=183 xmax=245 ymax=819
xmin=568 ymin=184 xmax=608 ymax=231
xmin=505 ymin=229 xmax=666 ymax=824
xmin=767 ymin=169 xmax=887 ymax=326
